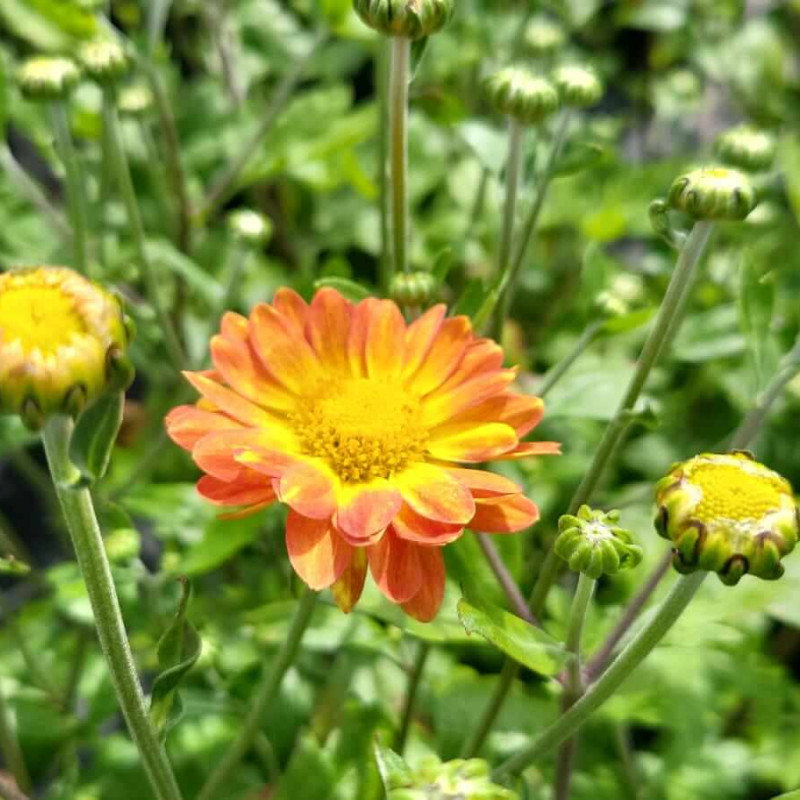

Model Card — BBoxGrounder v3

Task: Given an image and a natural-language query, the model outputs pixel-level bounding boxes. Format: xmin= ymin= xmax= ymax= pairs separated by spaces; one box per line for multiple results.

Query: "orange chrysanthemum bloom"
xmin=166 ymin=288 xmax=559 ymax=621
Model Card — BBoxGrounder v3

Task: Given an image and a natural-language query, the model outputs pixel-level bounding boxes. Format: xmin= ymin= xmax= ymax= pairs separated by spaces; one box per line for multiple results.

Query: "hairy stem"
xmin=42 ymin=416 xmax=184 ymax=800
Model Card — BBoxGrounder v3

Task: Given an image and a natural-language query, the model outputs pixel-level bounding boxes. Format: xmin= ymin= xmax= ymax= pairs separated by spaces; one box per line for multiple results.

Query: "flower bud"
xmin=78 ymin=39 xmax=131 ymax=86
xmin=226 ymin=209 xmax=273 ymax=247
xmin=389 ymin=755 xmax=518 ymax=799
xmin=390 ymin=271 xmax=438 ymax=307
xmin=655 ymin=452 xmax=799 ymax=585
xmin=16 ymin=56 xmax=80 ymax=101
xmin=555 ymin=506 xmax=643 ymax=579
xmin=667 ymin=167 xmax=757 ymax=221
xmin=118 ymin=83 xmax=154 ymax=117
xmin=0 ymin=267 xmax=133 ymax=430
xmin=714 ymin=126 xmax=776 ymax=173
xmin=353 ymin=0 xmax=454 ymax=40
xmin=524 ymin=18 xmax=566 ymax=58
xmin=484 ymin=68 xmax=559 ymax=125
xmin=594 ymin=274 xmax=644 ymax=319
xmin=553 ymin=65 xmax=603 ymax=109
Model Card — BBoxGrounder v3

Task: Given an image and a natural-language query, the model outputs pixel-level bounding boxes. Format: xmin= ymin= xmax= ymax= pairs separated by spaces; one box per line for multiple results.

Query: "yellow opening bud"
xmin=16 ymin=56 xmax=80 ymax=101
xmin=655 ymin=452 xmax=799 ymax=585
xmin=0 ymin=267 xmax=133 ymax=430
xmin=78 ymin=39 xmax=131 ymax=85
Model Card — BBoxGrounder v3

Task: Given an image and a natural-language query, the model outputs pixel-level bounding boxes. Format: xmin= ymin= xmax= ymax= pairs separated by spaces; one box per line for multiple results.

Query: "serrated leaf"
xmin=150 ymin=578 xmax=202 ymax=739
xmin=314 ymin=276 xmax=372 ymax=301
xmin=457 ymin=597 xmax=570 ymax=677
xmin=68 ymin=392 xmax=124 ymax=487
xmin=738 ymin=251 xmax=774 ymax=391
xmin=373 ymin=740 xmax=414 ymax=791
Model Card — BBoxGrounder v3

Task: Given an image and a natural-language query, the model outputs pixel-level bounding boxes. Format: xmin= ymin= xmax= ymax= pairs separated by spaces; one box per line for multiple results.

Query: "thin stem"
xmin=41 ymin=416 xmax=184 ymax=800
xmin=102 ymin=90 xmax=186 ymax=371
xmin=388 ymin=36 xmax=411 ymax=281
xmin=50 ymin=101 xmax=89 ymax=274
xmin=539 ymin=320 xmax=604 ymax=399
xmin=0 ymin=508 xmax=32 ymax=565
xmin=493 ymin=572 xmax=706 ymax=781
xmin=554 ymin=573 xmax=596 ymax=800
xmin=395 ymin=641 xmax=430 ymax=754
xmin=221 ymin=247 xmax=248 ymax=314
xmin=147 ymin=0 xmax=173 ymax=56
xmin=475 ymin=534 xmax=537 ymax=625
xmin=497 ymin=119 xmax=525 ymax=281
xmin=0 ymin=682 xmax=30 ymax=793
xmin=585 ymin=551 xmax=672 ymax=681
xmin=460 ymin=658 xmax=518 ymax=758
xmin=196 ymin=589 xmax=319 ymax=800
xmin=199 ymin=33 xmax=327 ymax=221
xmin=377 ymin=40 xmax=391 ymax=292
xmin=491 ymin=110 xmax=572 ymax=341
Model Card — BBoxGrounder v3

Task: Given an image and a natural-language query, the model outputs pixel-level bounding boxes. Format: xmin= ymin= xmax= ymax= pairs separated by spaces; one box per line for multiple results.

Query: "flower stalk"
xmin=493 ymin=572 xmax=707 ymax=781
xmin=41 ymin=415 xmax=184 ymax=800
xmin=0 ymin=679 xmax=31 ymax=794
xmin=388 ymin=35 xmax=411 ymax=281
xmin=395 ymin=641 xmax=431 ymax=753
xmin=497 ymin=119 xmax=525 ymax=281
xmin=196 ymin=589 xmax=319 ymax=800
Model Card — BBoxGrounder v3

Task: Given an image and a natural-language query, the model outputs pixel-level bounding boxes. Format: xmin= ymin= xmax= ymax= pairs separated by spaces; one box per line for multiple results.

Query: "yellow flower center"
xmin=691 ymin=462 xmax=784 ymax=523
xmin=0 ymin=284 xmax=86 ymax=356
xmin=290 ymin=378 xmax=427 ymax=483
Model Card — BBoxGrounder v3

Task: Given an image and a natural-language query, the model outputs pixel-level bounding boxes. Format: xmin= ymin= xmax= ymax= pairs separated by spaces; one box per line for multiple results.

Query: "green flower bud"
xmin=484 ymin=68 xmax=559 ymax=125
xmin=227 ymin=209 xmax=273 ymax=246
xmin=555 ymin=506 xmax=643 ymax=579
xmin=388 ymin=756 xmax=518 ymax=799
xmin=667 ymin=167 xmax=757 ymax=221
xmin=655 ymin=452 xmax=799 ymax=586
xmin=553 ymin=65 xmax=603 ymax=108
xmin=16 ymin=56 xmax=80 ymax=101
xmin=523 ymin=17 xmax=566 ymax=57
xmin=714 ymin=125 xmax=777 ymax=173
xmin=0 ymin=267 xmax=134 ymax=430
xmin=353 ymin=0 xmax=454 ymax=40
xmin=78 ymin=39 xmax=131 ymax=86
xmin=117 ymin=83 xmax=154 ymax=117
xmin=390 ymin=271 xmax=438 ymax=307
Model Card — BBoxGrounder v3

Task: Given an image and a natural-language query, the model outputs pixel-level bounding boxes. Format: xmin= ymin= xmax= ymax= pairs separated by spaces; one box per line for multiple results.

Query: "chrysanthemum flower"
xmin=166 ymin=288 xmax=558 ymax=620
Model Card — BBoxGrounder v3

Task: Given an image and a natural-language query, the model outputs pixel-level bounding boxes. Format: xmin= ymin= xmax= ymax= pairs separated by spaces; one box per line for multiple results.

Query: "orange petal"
xmin=278 ymin=460 xmax=338 ymax=520
xmin=234 ymin=446 xmax=300 ymax=478
xmin=346 ymin=297 xmax=375 ymax=378
xmin=197 ymin=474 xmax=276 ymax=507
xmin=391 ymin=504 xmax=463 ymax=545
xmin=365 ymin=299 xmax=406 ymax=380
xmin=401 ymin=545 xmax=445 ymax=622
xmin=403 ymin=304 xmax=446 ymax=379
xmin=183 ymin=372 xmax=276 ymax=427
xmin=427 ymin=422 xmax=518 ymax=462
xmin=421 ymin=369 xmax=517 ymax=428
xmin=273 ymin=287 xmax=309 ymax=334
xmin=396 ymin=463 xmax=475 ymax=524
xmin=435 ymin=339 xmax=505 ymax=395
xmin=470 ymin=494 xmax=540 ymax=533
xmin=286 ymin=511 xmax=353 ymax=590
xmin=218 ymin=500 xmax=274 ymax=520
xmin=249 ymin=303 xmax=321 ymax=394
xmin=449 ymin=394 xmax=544 ymax=438
xmin=336 ymin=479 xmax=402 ymax=541
xmin=367 ymin=529 xmax=423 ymax=604
xmin=219 ymin=310 xmax=249 ymax=341
xmin=405 ymin=316 xmax=472 ymax=396
xmin=330 ymin=548 xmax=368 ymax=614
xmin=308 ymin=288 xmax=353 ymax=373
xmin=194 ymin=428 xmax=294 ymax=481
xmin=493 ymin=441 xmax=562 ymax=460
xmin=165 ymin=405 xmax=242 ymax=451
xmin=440 ymin=467 xmax=521 ymax=498
xmin=210 ymin=335 xmax=296 ymax=411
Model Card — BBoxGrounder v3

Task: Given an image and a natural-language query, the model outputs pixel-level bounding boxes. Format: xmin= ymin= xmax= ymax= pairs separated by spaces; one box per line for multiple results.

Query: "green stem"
xmin=147 ymin=0 xmax=173 ymax=56
xmin=0 ymin=681 xmax=30 ymax=793
xmin=41 ymin=416 xmax=183 ymax=800
xmin=377 ymin=40 xmax=391 ymax=293
xmin=491 ymin=110 xmax=572 ymax=341
xmin=497 ymin=119 xmax=525 ymax=281
xmin=50 ymin=101 xmax=89 ymax=274
xmin=222 ymin=247 xmax=248 ymax=315
xmin=475 ymin=534 xmax=537 ymax=625
xmin=554 ymin=573 xmax=595 ymax=800
xmin=539 ymin=320 xmax=604 ymax=399
xmin=198 ymin=33 xmax=327 ymax=221
xmin=102 ymin=90 xmax=186 ymax=371
xmin=388 ymin=36 xmax=411 ymax=281
xmin=196 ymin=589 xmax=319 ymax=800
xmin=493 ymin=572 xmax=706 ymax=781
xmin=395 ymin=641 xmax=430 ymax=754
xmin=0 ymin=508 xmax=32 ymax=565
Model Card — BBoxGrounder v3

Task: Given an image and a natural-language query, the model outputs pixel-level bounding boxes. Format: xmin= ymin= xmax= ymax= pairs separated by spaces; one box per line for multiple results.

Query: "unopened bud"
xmin=79 ymin=39 xmax=131 ymax=86
xmin=353 ymin=0 xmax=454 ymax=40
xmin=667 ymin=167 xmax=757 ymax=221
xmin=714 ymin=126 xmax=776 ymax=173
xmin=389 ymin=271 xmax=438 ymax=307
xmin=524 ymin=18 xmax=566 ymax=58
xmin=553 ymin=65 xmax=603 ymax=108
xmin=227 ymin=209 xmax=273 ymax=247
xmin=17 ymin=57 xmax=80 ymax=101
xmin=484 ymin=68 xmax=559 ymax=125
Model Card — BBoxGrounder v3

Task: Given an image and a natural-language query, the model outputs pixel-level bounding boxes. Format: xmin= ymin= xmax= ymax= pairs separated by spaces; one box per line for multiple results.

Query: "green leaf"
xmin=458 ymin=121 xmax=509 ymax=173
xmin=314 ymin=276 xmax=372 ymax=301
xmin=452 ymin=278 xmax=487 ymax=319
xmin=553 ymin=140 xmax=607 ymax=177
xmin=150 ymin=578 xmax=202 ymax=739
xmin=430 ymin=247 xmax=454 ymax=285
xmin=373 ymin=740 xmax=414 ymax=792
xmin=144 ymin=239 xmax=224 ymax=307
xmin=68 ymin=392 xmax=124 ymax=487
xmin=672 ymin=305 xmax=745 ymax=363
xmin=456 ymin=598 xmax=569 ymax=677
xmin=181 ymin=514 xmax=265 ymax=576
xmin=771 ymin=793 xmax=800 ymax=800
xmin=0 ymin=555 xmax=31 ymax=576
xmin=602 ymin=307 xmax=656 ymax=334
xmin=738 ymin=251 xmax=774 ymax=391
xmin=274 ymin=733 xmax=337 ymax=800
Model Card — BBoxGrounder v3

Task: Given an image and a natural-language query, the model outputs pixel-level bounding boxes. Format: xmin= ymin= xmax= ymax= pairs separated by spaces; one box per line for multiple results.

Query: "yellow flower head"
xmin=655 ymin=452 xmax=799 ymax=585
xmin=0 ymin=267 xmax=133 ymax=429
